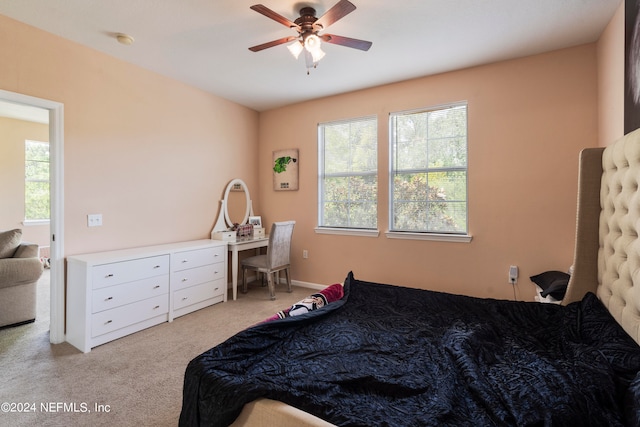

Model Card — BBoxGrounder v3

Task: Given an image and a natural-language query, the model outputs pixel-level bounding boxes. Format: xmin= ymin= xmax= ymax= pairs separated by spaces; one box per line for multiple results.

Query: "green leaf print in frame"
xmin=273 ymin=148 xmax=299 ymax=191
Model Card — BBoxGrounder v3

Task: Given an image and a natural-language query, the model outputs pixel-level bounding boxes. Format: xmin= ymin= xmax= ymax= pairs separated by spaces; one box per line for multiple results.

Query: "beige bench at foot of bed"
xmin=230 ymin=398 xmax=336 ymax=427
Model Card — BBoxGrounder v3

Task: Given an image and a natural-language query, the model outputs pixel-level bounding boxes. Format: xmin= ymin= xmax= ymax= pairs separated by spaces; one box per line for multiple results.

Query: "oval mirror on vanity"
xmin=224 ymin=179 xmax=251 ymax=227
xmin=211 ymin=178 xmax=253 ymax=240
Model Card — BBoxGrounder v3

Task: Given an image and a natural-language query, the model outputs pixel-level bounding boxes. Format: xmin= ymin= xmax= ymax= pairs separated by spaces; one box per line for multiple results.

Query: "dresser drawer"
xmin=171 ymin=246 xmax=225 ymax=271
xmin=171 ymin=263 xmax=224 ymax=291
xmin=173 ymin=279 xmax=225 ymax=311
xmin=92 ymin=275 xmax=169 ymax=314
xmin=92 ymin=255 xmax=169 ymax=289
xmin=91 ymin=294 xmax=168 ymax=338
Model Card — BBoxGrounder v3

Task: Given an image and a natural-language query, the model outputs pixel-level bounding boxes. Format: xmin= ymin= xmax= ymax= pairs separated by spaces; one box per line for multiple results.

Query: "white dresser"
xmin=66 ymin=239 xmax=227 ymax=353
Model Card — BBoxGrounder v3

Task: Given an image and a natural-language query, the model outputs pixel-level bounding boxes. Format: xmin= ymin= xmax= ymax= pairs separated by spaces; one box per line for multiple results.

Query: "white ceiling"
xmin=0 ymin=0 xmax=622 ymax=112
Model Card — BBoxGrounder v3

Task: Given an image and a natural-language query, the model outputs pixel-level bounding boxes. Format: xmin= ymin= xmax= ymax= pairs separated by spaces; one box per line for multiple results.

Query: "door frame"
xmin=0 ymin=89 xmax=65 ymax=344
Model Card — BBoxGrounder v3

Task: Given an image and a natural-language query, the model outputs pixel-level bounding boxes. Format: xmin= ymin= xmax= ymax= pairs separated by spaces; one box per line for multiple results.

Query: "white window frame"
xmin=316 ymin=116 xmax=379 ymax=237
xmin=387 ymin=102 xmax=471 ymax=243
xmin=24 ymin=139 xmax=51 ymax=224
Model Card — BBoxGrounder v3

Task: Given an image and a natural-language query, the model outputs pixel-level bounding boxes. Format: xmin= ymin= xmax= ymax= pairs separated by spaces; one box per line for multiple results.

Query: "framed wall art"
xmin=273 ymin=148 xmax=299 ymax=191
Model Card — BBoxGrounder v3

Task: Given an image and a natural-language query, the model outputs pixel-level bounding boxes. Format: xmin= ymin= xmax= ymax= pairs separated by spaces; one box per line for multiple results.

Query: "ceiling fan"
xmin=248 ymin=0 xmax=372 ymax=73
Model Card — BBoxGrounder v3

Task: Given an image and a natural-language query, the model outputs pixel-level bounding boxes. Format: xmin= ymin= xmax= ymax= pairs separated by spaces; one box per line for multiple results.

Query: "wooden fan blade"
xmin=249 ymin=36 xmax=298 ymax=52
xmin=315 ymin=0 xmax=356 ymax=29
xmin=321 ymin=34 xmax=372 ymax=51
xmin=250 ymin=4 xmax=300 ymax=30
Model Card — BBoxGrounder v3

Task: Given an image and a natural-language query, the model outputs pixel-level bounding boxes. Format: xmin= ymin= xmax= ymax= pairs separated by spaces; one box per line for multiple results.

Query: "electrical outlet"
xmin=302 ymin=249 xmax=308 ymax=259
xmin=87 ymin=214 xmax=103 ymax=227
xmin=508 ymin=265 xmax=518 ymax=284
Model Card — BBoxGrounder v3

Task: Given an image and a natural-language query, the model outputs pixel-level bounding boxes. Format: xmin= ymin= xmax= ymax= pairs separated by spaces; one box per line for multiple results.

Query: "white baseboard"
xmin=290 ymin=279 xmax=328 ymax=291
xmin=228 ymin=275 xmax=328 ymax=291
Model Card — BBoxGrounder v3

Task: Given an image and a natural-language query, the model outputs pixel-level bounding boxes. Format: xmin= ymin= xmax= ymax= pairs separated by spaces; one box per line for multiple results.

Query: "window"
xmin=389 ymin=103 xmax=468 ymax=235
xmin=25 ymin=140 xmax=50 ymax=221
xmin=318 ymin=117 xmax=377 ymax=230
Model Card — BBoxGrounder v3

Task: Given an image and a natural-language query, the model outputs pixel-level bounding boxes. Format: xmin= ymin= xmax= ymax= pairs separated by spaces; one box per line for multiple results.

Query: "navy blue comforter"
xmin=180 ymin=273 xmax=640 ymax=427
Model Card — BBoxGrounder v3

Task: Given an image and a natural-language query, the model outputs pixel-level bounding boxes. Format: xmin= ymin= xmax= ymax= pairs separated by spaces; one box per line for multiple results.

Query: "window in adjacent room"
xmin=318 ymin=116 xmax=377 ymax=231
xmin=389 ymin=103 xmax=468 ymax=237
xmin=24 ymin=140 xmax=50 ymax=222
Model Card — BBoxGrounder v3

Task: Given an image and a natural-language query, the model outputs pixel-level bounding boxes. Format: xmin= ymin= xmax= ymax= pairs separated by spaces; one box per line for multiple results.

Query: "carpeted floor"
xmin=0 ymin=270 xmax=316 ymax=427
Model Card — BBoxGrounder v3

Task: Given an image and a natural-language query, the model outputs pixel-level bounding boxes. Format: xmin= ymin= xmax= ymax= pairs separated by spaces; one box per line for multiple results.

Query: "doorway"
xmin=0 ymin=90 xmax=64 ymax=344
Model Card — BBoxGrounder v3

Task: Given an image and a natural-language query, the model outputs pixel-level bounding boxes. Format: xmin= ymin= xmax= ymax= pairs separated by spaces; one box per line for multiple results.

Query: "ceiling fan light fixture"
xmin=304 ymin=34 xmax=321 ymax=52
xmin=302 ymin=33 xmax=325 ymax=66
xmin=287 ymin=40 xmax=304 ymax=59
xmin=310 ymin=47 xmax=326 ymax=63
xmin=248 ymin=1 xmax=372 ymax=74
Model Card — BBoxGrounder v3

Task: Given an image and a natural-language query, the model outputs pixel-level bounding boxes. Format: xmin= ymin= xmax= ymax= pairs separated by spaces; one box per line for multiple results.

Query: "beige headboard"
xmin=563 ymin=129 xmax=640 ymax=344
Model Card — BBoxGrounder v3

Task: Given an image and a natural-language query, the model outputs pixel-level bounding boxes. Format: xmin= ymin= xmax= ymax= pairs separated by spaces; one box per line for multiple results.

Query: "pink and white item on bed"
xmin=264 ymin=283 xmax=344 ymax=322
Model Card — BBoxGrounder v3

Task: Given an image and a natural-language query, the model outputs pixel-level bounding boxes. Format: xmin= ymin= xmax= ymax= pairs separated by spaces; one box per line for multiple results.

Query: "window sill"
xmin=385 ymin=231 xmax=472 ymax=243
xmin=23 ymin=219 xmax=50 ymax=226
xmin=315 ymin=227 xmax=380 ymax=238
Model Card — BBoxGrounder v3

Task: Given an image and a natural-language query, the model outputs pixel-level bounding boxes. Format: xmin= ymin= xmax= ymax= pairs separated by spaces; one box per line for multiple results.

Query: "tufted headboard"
xmin=563 ymin=129 xmax=640 ymax=344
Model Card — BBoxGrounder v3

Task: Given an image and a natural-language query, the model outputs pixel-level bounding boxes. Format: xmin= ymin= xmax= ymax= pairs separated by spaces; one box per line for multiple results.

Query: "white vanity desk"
xmin=211 ymin=178 xmax=271 ymax=300
xmin=227 ymin=236 xmax=269 ymax=300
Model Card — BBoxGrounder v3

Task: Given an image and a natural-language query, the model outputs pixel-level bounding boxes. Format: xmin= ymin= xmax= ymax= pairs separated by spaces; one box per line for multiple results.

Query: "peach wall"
xmin=0 ymin=117 xmax=50 ymax=246
xmin=597 ymin=0 xmax=625 ymax=147
xmin=0 ymin=12 xmax=611 ymax=302
xmin=0 ymin=14 xmax=259 ymax=256
xmin=258 ymin=45 xmax=599 ymax=300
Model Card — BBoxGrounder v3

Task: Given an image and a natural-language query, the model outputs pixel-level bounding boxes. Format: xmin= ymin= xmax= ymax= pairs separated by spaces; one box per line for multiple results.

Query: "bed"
xmin=179 ymin=130 xmax=640 ymax=427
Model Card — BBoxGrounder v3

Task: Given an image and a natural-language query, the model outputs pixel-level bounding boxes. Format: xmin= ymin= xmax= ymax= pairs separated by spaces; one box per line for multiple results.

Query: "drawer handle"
xmin=105 ymin=320 xmax=113 ymax=325
xmin=181 ymin=259 xmax=188 ymax=263
xmin=182 ymin=297 xmax=188 ymax=301
xmin=105 ymin=274 xmax=114 ymax=278
xmin=214 ymin=287 xmax=219 ymax=291
xmin=105 ymin=296 xmax=113 ymax=301
xmin=153 ymin=285 xmax=160 ymax=289
xmin=182 ymin=278 xmax=188 ymax=282
xmin=153 ymin=305 xmax=160 ymax=310
xmin=153 ymin=265 xmax=161 ymax=269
